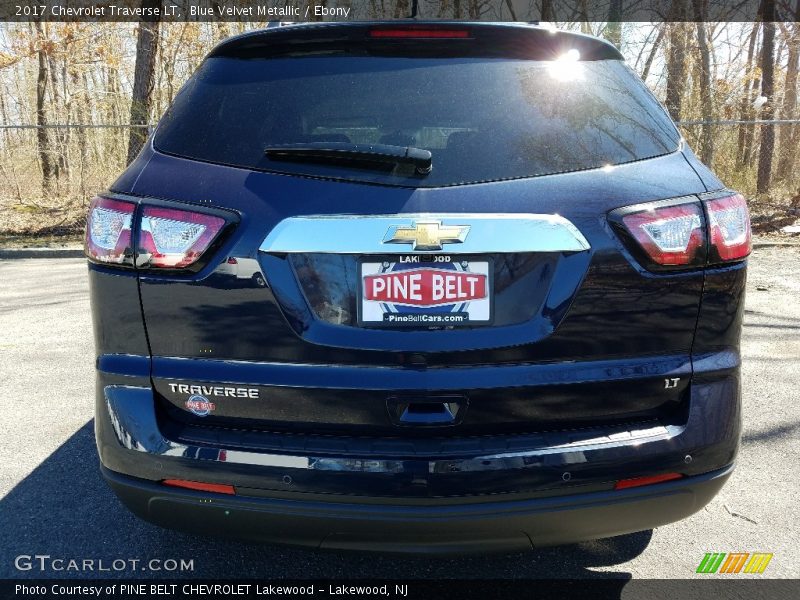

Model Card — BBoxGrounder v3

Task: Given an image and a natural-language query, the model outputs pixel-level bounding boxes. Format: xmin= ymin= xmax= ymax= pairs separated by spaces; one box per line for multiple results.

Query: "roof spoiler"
xmin=208 ymin=22 xmax=623 ymax=61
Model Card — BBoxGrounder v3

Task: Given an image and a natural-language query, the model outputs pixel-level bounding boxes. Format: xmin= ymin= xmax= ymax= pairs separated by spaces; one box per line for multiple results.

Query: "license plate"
xmin=358 ymin=256 xmax=492 ymax=327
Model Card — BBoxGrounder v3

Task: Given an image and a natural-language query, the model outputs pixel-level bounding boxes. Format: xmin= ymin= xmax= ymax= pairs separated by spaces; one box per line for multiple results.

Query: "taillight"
xmin=369 ymin=27 xmax=470 ymax=39
xmin=85 ymin=197 xmax=135 ymax=265
xmin=706 ymin=193 xmax=752 ymax=263
xmin=618 ymin=201 xmax=706 ymax=267
xmin=138 ymin=206 xmax=226 ymax=269
xmin=85 ymin=196 xmax=234 ymax=271
xmin=611 ymin=191 xmax=752 ymax=271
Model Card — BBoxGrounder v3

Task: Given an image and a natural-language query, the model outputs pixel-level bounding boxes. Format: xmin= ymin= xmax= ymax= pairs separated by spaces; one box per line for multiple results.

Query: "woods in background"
xmin=1 ymin=10 xmax=799 ymax=236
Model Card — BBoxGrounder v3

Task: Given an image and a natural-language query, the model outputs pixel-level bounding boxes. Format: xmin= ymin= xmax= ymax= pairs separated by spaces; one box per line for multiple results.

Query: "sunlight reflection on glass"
xmin=548 ymin=49 xmax=584 ymax=82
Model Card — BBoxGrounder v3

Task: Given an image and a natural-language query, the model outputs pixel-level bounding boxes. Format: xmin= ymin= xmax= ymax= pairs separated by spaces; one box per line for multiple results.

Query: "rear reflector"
xmin=162 ymin=479 xmax=235 ymax=495
xmin=85 ymin=197 xmax=135 ymax=265
xmin=139 ymin=206 xmax=226 ymax=269
xmin=614 ymin=472 xmax=683 ymax=490
xmin=706 ymin=193 xmax=752 ymax=262
xmin=369 ymin=28 xmax=470 ymax=39
xmin=621 ymin=202 xmax=705 ymax=266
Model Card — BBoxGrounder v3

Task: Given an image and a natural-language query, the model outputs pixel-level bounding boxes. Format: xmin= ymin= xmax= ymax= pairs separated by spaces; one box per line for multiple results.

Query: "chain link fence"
xmin=1 ymin=119 xmax=798 ymax=240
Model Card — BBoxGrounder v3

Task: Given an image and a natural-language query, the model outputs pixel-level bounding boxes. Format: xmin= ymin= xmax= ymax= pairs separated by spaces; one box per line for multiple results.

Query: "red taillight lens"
xmin=369 ymin=28 xmax=470 ymax=39
xmin=85 ymin=197 xmax=135 ymax=265
xmin=138 ymin=207 xmax=225 ymax=269
xmin=162 ymin=479 xmax=235 ymax=495
xmin=614 ymin=472 xmax=683 ymax=490
xmin=612 ymin=191 xmax=751 ymax=271
xmin=705 ymin=193 xmax=751 ymax=262
xmin=620 ymin=202 xmax=705 ymax=266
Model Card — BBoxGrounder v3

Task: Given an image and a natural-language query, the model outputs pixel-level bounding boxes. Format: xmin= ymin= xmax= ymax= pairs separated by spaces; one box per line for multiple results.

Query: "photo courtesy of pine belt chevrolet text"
xmin=85 ymin=22 xmax=751 ymax=554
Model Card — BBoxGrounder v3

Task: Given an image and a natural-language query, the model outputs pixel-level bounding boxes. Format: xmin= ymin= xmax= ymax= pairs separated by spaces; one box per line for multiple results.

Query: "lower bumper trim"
xmin=102 ymin=463 xmax=733 ymax=555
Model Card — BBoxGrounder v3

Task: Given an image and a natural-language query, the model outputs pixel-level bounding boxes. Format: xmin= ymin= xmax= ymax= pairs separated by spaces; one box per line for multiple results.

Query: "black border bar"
xmin=0 ymin=0 xmax=796 ymax=23
xmin=4 ymin=579 xmax=800 ymax=600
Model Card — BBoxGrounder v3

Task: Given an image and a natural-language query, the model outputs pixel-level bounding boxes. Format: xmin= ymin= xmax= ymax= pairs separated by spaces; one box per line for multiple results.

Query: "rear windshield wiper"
xmin=265 ymin=142 xmax=432 ymax=175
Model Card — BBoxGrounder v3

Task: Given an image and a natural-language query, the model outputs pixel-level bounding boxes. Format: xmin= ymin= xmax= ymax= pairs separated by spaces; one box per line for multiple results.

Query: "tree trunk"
xmin=504 ymin=0 xmax=517 ymax=20
xmin=743 ymin=21 xmax=765 ymax=168
xmin=541 ymin=0 xmax=553 ymax=22
xmin=776 ymin=24 xmax=799 ymax=181
xmin=605 ymin=0 xmax=623 ymax=48
xmin=0 ymin=86 xmax=6 ymax=120
xmin=73 ymin=69 xmax=90 ymax=201
xmin=127 ymin=5 xmax=161 ymax=165
xmin=35 ymin=22 xmax=56 ymax=196
xmin=47 ymin=49 xmax=67 ymax=182
xmin=665 ymin=18 xmax=688 ymax=122
xmin=641 ymin=25 xmax=665 ymax=83
xmin=737 ymin=22 xmax=760 ymax=167
xmin=756 ymin=17 xmax=776 ymax=194
xmin=577 ymin=0 xmax=590 ymax=31
xmin=693 ymin=2 xmax=714 ymax=165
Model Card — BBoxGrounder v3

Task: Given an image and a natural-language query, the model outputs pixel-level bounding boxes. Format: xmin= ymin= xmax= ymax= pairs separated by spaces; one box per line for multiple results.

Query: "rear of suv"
xmin=88 ymin=22 xmax=750 ymax=554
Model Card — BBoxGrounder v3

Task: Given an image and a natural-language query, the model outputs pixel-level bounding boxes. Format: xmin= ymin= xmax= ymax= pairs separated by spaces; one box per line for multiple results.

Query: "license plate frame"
xmin=357 ymin=255 xmax=494 ymax=328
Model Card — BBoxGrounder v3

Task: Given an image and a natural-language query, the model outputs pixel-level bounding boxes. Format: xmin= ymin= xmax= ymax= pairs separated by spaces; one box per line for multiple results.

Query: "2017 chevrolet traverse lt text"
xmin=87 ymin=22 xmax=750 ymax=554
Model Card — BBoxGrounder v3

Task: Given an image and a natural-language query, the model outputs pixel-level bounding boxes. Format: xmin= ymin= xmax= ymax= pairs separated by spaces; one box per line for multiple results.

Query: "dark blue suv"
xmin=87 ymin=22 xmax=750 ymax=554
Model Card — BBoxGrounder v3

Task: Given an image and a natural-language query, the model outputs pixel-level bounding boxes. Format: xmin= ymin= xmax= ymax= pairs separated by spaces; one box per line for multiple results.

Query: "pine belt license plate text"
xmin=358 ymin=256 xmax=492 ymax=327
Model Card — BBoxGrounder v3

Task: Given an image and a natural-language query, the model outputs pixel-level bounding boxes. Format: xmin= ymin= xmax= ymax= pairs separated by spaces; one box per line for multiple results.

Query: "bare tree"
xmin=504 ymin=0 xmax=517 ymax=20
xmin=756 ymin=12 xmax=776 ymax=193
xmin=34 ymin=21 xmax=56 ymax=195
xmin=641 ymin=24 xmax=666 ymax=82
xmin=7 ymin=17 xmax=800 ymax=225
xmin=467 ymin=0 xmax=483 ymax=18
xmin=776 ymin=19 xmax=800 ymax=181
xmin=127 ymin=3 xmax=161 ymax=165
xmin=541 ymin=0 xmax=554 ymax=22
xmin=737 ymin=22 xmax=760 ymax=167
xmin=391 ymin=0 xmax=409 ymax=17
xmin=47 ymin=35 xmax=67 ymax=182
xmin=693 ymin=1 xmax=714 ymax=164
xmin=605 ymin=0 xmax=623 ymax=48
xmin=72 ymin=68 xmax=89 ymax=200
xmin=665 ymin=18 xmax=689 ymax=121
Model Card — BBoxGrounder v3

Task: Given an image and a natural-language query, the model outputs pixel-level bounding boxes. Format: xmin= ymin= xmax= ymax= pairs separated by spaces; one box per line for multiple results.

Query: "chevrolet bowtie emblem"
xmin=383 ymin=220 xmax=470 ymax=251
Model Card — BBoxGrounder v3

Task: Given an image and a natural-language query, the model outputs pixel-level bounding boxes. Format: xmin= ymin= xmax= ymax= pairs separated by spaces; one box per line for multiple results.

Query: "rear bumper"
xmin=95 ymin=353 xmax=740 ymax=553
xmin=102 ymin=463 xmax=733 ymax=553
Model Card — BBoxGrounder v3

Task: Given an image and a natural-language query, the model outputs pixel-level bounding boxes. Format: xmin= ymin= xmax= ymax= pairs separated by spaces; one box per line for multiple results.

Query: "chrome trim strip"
xmin=104 ymin=386 xmax=675 ymax=474
xmin=259 ymin=213 xmax=590 ymax=254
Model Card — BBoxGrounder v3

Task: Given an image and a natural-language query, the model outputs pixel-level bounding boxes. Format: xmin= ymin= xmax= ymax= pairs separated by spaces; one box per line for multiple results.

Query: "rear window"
xmin=155 ymin=55 xmax=680 ymax=187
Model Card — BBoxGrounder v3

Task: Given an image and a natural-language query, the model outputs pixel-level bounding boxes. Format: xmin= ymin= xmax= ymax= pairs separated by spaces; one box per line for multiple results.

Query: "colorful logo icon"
xmin=185 ymin=394 xmax=216 ymax=417
xmin=696 ymin=552 xmax=773 ymax=574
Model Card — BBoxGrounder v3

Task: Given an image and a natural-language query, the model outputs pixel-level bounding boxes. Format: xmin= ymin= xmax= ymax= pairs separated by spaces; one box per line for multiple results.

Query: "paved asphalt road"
xmin=0 ymin=249 xmax=798 ymax=581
